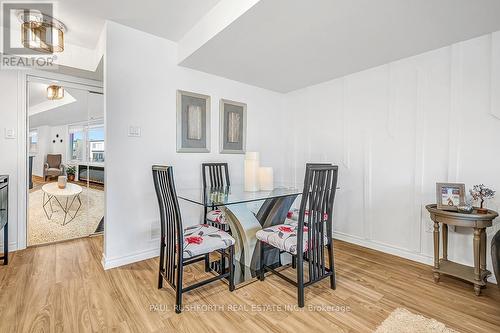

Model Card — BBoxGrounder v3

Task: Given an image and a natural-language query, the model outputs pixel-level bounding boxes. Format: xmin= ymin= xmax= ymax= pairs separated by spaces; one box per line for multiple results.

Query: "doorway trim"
xmin=17 ymin=70 xmax=103 ymax=251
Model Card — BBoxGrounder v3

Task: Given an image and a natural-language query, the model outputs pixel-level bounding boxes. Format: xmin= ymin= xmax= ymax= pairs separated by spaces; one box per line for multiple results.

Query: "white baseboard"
xmin=333 ymin=231 xmax=497 ymax=285
xmin=333 ymin=231 xmax=434 ymax=265
xmin=102 ymin=247 xmax=158 ymax=270
xmin=0 ymin=241 xmax=18 ymax=252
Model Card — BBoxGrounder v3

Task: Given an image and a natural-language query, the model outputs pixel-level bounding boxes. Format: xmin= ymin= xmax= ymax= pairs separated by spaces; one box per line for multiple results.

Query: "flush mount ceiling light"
xmin=47 ymin=85 xmax=64 ymax=100
xmin=18 ymin=10 xmax=66 ymax=53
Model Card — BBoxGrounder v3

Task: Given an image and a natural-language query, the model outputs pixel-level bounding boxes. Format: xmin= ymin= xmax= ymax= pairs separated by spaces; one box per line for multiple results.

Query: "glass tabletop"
xmin=177 ymin=185 xmax=302 ymax=207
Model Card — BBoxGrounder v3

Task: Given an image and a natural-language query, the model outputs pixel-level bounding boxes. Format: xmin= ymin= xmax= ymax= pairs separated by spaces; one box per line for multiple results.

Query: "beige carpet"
xmin=28 ymin=186 xmax=104 ymax=246
xmin=375 ymin=308 xmax=459 ymax=333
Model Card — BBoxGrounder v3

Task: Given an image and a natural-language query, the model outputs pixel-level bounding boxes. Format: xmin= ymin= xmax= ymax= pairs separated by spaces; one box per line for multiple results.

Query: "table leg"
xmin=42 ymin=193 xmax=53 ymax=220
xmin=63 ymin=197 xmax=69 ymax=225
xmin=2 ymin=222 xmax=7 ymax=265
xmin=433 ymin=222 xmax=440 ymax=283
xmin=473 ymin=228 xmax=482 ymax=296
xmin=222 ymin=195 xmax=296 ymax=285
xmin=480 ymin=228 xmax=488 ymax=287
xmin=480 ymin=228 xmax=486 ymax=271
xmin=442 ymin=223 xmax=448 ymax=261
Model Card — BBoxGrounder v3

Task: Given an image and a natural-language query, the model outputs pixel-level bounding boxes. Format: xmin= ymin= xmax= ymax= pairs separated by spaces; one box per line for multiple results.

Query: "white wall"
xmin=30 ymin=125 xmax=70 ymax=178
xmin=0 ymin=70 xmax=20 ymax=251
xmin=49 ymin=125 xmax=69 ymax=161
xmin=104 ymin=21 xmax=289 ymax=268
xmin=285 ymin=31 xmax=500 ymax=283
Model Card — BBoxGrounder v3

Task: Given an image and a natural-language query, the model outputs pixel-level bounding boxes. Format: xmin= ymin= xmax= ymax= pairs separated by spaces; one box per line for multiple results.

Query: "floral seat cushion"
xmin=206 ymin=209 xmax=227 ymax=224
xmin=183 ymin=224 xmax=235 ymax=258
xmin=255 ymin=224 xmax=330 ymax=255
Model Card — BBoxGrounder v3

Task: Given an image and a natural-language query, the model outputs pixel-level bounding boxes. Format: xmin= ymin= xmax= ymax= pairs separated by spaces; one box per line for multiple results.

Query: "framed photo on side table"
xmin=176 ymin=90 xmax=211 ymax=153
xmin=436 ymin=182 xmax=466 ymax=211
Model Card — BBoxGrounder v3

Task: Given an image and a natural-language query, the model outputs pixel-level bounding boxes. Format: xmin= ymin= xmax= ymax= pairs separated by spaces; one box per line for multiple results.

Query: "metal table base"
xmin=42 ymin=192 xmax=82 ymax=225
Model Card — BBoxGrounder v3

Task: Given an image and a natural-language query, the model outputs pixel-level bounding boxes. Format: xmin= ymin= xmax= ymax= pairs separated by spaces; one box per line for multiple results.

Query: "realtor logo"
xmin=1 ymin=2 xmax=58 ymax=69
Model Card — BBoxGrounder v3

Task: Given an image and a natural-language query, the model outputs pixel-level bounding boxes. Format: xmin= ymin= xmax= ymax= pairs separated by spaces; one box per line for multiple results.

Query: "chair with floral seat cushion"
xmin=183 ymin=224 xmax=235 ymax=258
xmin=152 ymin=165 xmax=235 ymax=314
xmin=256 ymin=224 xmax=329 ymax=255
xmin=256 ymin=164 xmax=339 ymax=308
xmin=202 ymin=163 xmax=231 ymax=231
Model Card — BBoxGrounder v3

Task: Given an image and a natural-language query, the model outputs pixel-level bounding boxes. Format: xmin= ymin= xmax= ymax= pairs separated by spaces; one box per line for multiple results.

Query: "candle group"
xmin=244 ymin=152 xmax=274 ymax=192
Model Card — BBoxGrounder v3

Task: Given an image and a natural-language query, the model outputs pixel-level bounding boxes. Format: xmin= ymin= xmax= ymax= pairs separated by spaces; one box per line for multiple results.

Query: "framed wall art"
xmin=176 ymin=90 xmax=211 ymax=153
xmin=436 ymin=182 xmax=466 ymax=211
xmin=219 ymin=99 xmax=247 ymax=154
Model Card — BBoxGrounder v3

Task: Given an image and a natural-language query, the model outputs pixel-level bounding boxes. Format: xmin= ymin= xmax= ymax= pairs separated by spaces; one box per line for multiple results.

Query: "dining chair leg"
xmin=259 ymin=241 xmax=265 ymax=281
xmin=175 ymin=261 xmax=183 ymax=314
xmin=158 ymin=273 xmax=163 ymax=289
xmin=297 ymin=251 xmax=304 ymax=307
xmin=204 ymin=253 xmax=210 ymax=272
xmin=229 ymin=245 xmax=235 ymax=292
xmin=221 ymin=247 xmax=226 ymax=275
xmin=158 ymin=242 xmax=165 ymax=289
xmin=291 ymin=255 xmax=296 ymax=269
xmin=327 ymin=241 xmax=336 ymax=290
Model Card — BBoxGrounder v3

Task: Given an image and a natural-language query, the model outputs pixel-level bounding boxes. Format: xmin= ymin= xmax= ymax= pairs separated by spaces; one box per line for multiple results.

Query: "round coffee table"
xmin=42 ymin=183 xmax=83 ymax=225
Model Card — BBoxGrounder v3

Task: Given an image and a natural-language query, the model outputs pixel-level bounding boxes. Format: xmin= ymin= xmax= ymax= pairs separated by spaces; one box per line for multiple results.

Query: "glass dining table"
xmin=177 ymin=186 xmax=302 ymax=285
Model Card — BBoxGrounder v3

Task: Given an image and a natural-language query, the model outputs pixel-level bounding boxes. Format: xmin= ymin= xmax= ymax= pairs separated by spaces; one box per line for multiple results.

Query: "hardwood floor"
xmin=0 ymin=237 xmax=499 ymax=333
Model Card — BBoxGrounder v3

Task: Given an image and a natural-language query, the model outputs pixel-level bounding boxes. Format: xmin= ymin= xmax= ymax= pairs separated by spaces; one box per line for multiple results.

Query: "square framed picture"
xmin=176 ymin=90 xmax=211 ymax=153
xmin=219 ymin=99 xmax=247 ymax=154
xmin=436 ymin=182 xmax=466 ymax=211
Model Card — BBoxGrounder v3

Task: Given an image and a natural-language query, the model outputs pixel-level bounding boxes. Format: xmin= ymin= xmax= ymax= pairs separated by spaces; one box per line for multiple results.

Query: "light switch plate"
xmin=128 ymin=126 xmax=141 ymax=137
xmin=4 ymin=128 xmax=16 ymax=139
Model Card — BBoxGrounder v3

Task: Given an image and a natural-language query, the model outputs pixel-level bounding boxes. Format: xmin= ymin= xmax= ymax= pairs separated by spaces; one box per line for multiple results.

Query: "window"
xmin=29 ymin=130 xmax=38 ymax=154
xmin=68 ymin=123 xmax=105 ymax=163
xmin=88 ymin=126 xmax=105 ymax=163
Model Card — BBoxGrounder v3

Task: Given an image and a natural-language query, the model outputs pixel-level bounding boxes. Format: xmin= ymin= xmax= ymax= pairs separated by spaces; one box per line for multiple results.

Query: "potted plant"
xmin=469 ymin=184 xmax=495 ymax=214
xmin=66 ymin=165 xmax=76 ymax=182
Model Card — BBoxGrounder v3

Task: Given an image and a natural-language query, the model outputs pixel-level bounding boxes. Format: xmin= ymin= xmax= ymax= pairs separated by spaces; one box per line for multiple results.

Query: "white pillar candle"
xmin=244 ymin=152 xmax=260 ymax=192
xmin=259 ymin=167 xmax=274 ymax=191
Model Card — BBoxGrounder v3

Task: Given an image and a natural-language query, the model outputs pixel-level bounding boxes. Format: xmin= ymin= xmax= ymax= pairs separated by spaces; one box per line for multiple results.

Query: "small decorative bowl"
xmin=457 ymin=205 xmax=473 ymax=214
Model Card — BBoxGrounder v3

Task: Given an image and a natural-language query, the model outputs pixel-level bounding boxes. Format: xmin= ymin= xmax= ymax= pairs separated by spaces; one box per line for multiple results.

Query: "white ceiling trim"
xmin=178 ymin=0 xmax=261 ymax=63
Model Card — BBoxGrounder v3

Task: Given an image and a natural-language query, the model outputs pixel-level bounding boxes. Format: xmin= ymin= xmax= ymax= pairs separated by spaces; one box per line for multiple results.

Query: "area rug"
xmin=28 ymin=187 xmax=104 ymax=246
xmin=375 ymin=308 xmax=458 ymax=333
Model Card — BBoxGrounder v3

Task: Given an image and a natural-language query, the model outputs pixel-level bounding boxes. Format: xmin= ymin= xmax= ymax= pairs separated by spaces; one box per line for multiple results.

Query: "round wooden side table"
xmin=426 ymin=204 xmax=498 ymax=295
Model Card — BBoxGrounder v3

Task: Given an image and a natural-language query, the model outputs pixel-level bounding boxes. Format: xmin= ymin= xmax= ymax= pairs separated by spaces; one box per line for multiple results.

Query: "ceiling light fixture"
xmin=47 ymin=85 xmax=64 ymax=100
xmin=18 ymin=10 xmax=66 ymax=53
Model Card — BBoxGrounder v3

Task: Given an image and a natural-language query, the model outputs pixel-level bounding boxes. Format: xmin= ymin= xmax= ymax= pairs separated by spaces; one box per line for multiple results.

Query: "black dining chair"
xmin=152 ymin=165 xmax=235 ymax=313
xmin=256 ymin=164 xmax=339 ymax=307
xmin=202 ymin=163 xmax=231 ymax=232
xmin=285 ymin=163 xmax=333 ymax=269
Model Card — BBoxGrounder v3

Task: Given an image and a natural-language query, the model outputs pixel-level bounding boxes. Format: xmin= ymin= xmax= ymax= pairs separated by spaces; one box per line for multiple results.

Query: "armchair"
xmin=44 ymin=154 xmax=65 ymax=181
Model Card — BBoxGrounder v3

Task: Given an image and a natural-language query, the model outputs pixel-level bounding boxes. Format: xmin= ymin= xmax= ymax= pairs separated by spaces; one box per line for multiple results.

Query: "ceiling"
xmin=180 ymin=0 xmax=500 ymax=92
xmin=17 ymin=0 xmax=221 ymax=49
xmin=29 ymin=82 xmax=104 ymax=128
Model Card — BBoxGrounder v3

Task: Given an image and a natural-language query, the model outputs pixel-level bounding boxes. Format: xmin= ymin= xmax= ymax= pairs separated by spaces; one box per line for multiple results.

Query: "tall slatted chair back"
xmin=297 ymin=165 xmax=338 ymax=283
xmin=202 ymin=163 xmax=230 ymax=189
xmin=152 ymin=165 xmax=183 ymax=288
